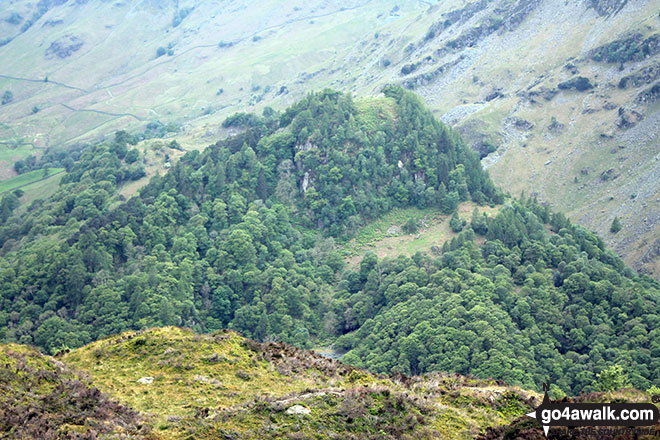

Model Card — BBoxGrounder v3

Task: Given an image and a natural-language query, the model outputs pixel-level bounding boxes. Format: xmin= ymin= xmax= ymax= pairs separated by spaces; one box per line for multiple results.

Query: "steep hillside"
xmin=0 ymin=343 xmax=150 ymax=439
xmin=403 ymin=0 xmax=660 ymax=280
xmin=334 ymin=197 xmax=660 ymax=395
xmin=0 ymin=88 xmax=496 ymax=357
xmin=0 ymin=0 xmax=658 ymax=277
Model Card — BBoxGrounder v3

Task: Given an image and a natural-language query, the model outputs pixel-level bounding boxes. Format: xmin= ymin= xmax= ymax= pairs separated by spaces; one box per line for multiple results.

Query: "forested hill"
xmin=0 ymin=88 xmax=658 ymax=397
xmin=0 ymin=86 xmax=498 ymax=349
xmin=336 ymin=201 xmax=660 ymax=395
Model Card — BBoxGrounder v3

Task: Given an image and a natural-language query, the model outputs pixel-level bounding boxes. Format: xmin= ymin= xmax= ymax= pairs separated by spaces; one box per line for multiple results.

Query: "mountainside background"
xmin=1 ymin=0 xmax=659 ymax=279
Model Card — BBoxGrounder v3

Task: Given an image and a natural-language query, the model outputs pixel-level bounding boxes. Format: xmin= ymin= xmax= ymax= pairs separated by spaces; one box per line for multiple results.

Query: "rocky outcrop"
xmin=505 ymin=117 xmax=534 ymax=131
xmin=586 ymin=0 xmax=628 ymax=17
xmin=635 ymin=82 xmax=660 ymax=104
xmin=434 ymin=0 xmax=541 ymax=57
xmin=519 ymin=87 xmax=558 ymax=103
xmin=590 ymin=33 xmax=660 ymax=64
xmin=45 ymin=34 xmax=84 ymax=59
xmin=422 ymin=0 xmax=489 ymax=43
xmin=285 ymin=404 xmax=311 ymax=415
xmin=403 ymin=56 xmax=465 ymax=89
xmin=615 ymin=107 xmax=644 ymax=129
xmin=619 ymin=64 xmax=660 ymax=89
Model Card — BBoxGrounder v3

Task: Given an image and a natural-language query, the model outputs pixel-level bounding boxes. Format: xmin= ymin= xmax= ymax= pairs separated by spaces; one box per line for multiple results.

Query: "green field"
xmin=0 ymin=168 xmax=64 ymax=193
xmin=343 ymin=203 xmax=500 ymax=265
xmin=14 ymin=171 xmax=64 ymax=214
xmin=343 ymin=207 xmax=438 ymax=255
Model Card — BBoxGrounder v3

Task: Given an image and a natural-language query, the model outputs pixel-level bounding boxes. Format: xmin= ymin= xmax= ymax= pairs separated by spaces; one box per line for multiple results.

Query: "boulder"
xmin=286 ymin=405 xmax=311 ymax=415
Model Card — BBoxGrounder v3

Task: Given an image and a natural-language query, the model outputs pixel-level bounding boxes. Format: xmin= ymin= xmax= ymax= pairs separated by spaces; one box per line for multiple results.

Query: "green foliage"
xmin=557 ymin=76 xmax=594 ymax=91
xmin=275 ymin=87 xmax=499 ymax=237
xmin=594 ymin=364 xmax=630 ymax=392
xmin=336 ymin=198 xmax=660 ymax=393
xmin=0 ymin=193 xmax=20 ymax=223
xmin=0 ymin=88 xmax=496 ymax=354
xmin=470 ymin=207 xmax=488 ymax=235
xmin=402 ymin=218 xmax=419 ymax=234
xmin=591 ymin=33 xmax=660 ymax=64
xmin=124 ymin=148 xmax=140 ymax=164
xmin=172 ymin=7 xmax=193 ymax=28
xmin=1 ymin=90 xmax=13 ymax=105
xmin=400 ymin=62 xmax=420 ymax=75
xmin=0 ymin=89 xmax=655 ymax=398
xmin=610 ymin=217 xmax=622 ymax=233
xmin=143 ymin=120 xmax=179 ymax=139
xmin=13 ymin=142 xmax=89 ymax=175
xmin=549 ymin=384 xmax=566 ymax=400
xmin=449 ymin=211 xmax=465 ymax=233
xmin=222 ymin=112 xmax=262 ymax=128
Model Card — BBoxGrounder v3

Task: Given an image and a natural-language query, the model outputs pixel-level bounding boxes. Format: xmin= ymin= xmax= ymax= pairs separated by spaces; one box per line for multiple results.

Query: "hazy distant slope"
xmin=0 ymin=0 xmax=658 ymax=278
xmin=393 ymin=0 xmax=660 ymax=280
xmin=0 ymin=0 xmax=417 ymax=149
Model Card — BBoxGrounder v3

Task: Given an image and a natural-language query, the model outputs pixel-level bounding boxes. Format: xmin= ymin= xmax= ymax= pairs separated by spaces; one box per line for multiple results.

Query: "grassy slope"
xmin=2 ymin=331 xmax=657 ymax=439
xmin=0 ymin=140 xmax=34 ymax=180
xmin=61 ymin=327 xmax=538 ymax=439
xmin=0 ymin=167 xmax=64 ymax=193
xmin=0 ymin=0 xmax=416 ymax=150
xmin=344 ymin=202 xmax=498 ymax=266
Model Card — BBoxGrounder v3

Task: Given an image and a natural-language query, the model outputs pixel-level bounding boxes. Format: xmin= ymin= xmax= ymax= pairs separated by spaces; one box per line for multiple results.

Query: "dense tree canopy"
xmin=335 ymin=197 xmax=660 ymax=394
xmin=0 ymin=88 xmax=657 ymax=397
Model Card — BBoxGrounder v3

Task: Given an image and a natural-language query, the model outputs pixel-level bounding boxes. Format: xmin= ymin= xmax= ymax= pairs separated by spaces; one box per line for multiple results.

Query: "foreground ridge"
xmin=54 ymin=326 xmax=536 ymax=439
